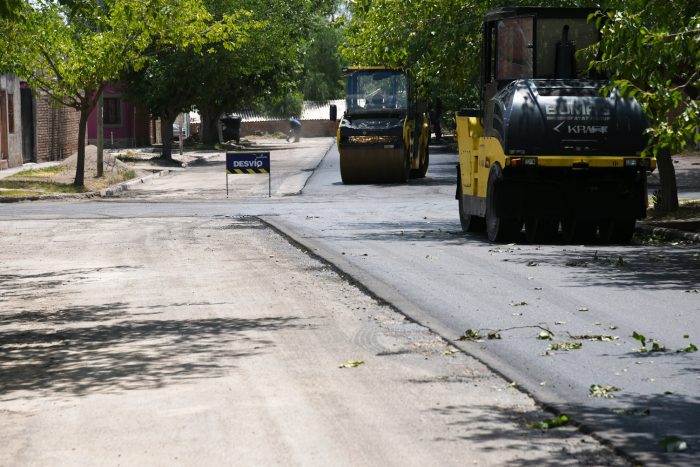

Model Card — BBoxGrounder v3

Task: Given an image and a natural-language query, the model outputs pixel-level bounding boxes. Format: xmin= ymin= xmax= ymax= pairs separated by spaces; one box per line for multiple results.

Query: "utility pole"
xmin=96 ymin=0 xmax=104 ymax=177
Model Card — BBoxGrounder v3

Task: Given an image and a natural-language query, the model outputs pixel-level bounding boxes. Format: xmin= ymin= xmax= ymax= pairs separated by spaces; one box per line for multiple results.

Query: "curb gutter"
xmin=636 ymin=223 xmax=700 ymax=243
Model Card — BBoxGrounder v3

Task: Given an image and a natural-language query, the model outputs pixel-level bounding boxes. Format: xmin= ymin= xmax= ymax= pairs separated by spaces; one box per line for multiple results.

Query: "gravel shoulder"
xmin=0 ymin=216 xmax=626 ymax=466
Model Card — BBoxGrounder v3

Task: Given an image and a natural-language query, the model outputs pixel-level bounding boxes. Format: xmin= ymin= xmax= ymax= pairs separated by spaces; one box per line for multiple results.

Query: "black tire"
xmin=598 ymin=217 xmax=636 ymax=244
xmin=485 ymin=164 xmax=521 ymax=242
xmin=561 ymin=217 xmax=597 ymax=244
xmin=458 ymin=178 xmax=485 ymax=233
xmin=524 ymin=217 xmax=559 ymax=243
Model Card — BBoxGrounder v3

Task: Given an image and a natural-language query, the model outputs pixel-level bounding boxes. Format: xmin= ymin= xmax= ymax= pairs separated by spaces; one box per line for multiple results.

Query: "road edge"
xmin=259 ymin=215 xmax=642 ymax=467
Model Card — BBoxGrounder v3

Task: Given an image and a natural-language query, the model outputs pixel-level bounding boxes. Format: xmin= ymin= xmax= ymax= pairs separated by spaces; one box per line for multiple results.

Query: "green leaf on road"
xmin=659 ymin=436 xmax=688 ymax=452
xmin=548 ymin=342 xmax=582 ymax=351
xmin=537 ymin=331 xmax=553 ymax=340
xmin=459 ymin=329 xmax=482 ymax=341
xmin=590 ymin=384 xmax=621 ymax=398
xmin=530 ymin=415 xmax=569 ymax=430
xmin=676 ymin=344 xmax=698 ymax=353
xmin=339 ymin=360 xmax=365 ymax=369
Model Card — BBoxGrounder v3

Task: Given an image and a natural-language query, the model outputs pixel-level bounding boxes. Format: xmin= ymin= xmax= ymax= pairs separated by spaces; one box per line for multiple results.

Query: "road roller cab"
xmin=456 ymin=7 xmax=656 ymax=244
xmin=338 ymin=67 xmax=430 ymax=184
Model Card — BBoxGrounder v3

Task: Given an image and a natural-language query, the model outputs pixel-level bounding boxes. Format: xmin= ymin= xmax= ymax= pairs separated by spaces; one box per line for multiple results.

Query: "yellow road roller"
xmin=457 ymin=7 xmax=656 ymax=244
xmin=338 ymin=67 xmax=430 ymax=184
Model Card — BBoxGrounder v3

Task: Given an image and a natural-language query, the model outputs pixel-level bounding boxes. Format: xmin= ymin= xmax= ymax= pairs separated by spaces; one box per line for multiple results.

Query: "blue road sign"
xmin=225 ymin=151 xmax=272 ymax=197
xmin=226 ymin=151 xmax=270 ymax=174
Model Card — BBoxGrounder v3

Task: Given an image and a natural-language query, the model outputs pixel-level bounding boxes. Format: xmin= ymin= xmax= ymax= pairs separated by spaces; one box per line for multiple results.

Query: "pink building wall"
xmin=87 ymin=84 xmax=151 ymax=148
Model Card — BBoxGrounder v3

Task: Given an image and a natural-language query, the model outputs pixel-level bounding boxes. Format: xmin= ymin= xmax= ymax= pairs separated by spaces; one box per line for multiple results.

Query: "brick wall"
xmin=34 ymin=95 xmax=83 ymax=162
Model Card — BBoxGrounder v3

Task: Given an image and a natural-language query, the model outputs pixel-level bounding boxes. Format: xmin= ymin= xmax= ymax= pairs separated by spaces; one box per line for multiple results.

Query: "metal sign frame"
xmin=226 ymin=151 xmax=271 ymax=197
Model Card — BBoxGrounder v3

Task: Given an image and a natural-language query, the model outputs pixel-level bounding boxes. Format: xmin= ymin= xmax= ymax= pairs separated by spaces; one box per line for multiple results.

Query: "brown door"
xmin=0 ymin=90 xmax=8 ymax=161
xmin=21 ymin=86 xmax=35 ymax=163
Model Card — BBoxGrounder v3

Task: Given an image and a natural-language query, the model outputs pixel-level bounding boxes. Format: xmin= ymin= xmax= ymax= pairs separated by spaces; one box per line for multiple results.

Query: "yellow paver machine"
xmin=337 ymin=67 xmax=430 ymax=184
xmin=456 ymin=7 xmax=656 ymax=243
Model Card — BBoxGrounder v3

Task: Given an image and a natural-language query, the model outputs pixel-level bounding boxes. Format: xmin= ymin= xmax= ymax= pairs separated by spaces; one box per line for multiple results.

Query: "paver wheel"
xmin=485 ymin=164 xmax=521 ymax=242
xmin=525 ymin=217 xmax=559 ymax=243
xmin=561 ymin=217 xmax=597 ymax=244
xmin=458 ymin=175 xmax=485 ymax=233
xmin=598 ymin=217 xmax=636 ymax=244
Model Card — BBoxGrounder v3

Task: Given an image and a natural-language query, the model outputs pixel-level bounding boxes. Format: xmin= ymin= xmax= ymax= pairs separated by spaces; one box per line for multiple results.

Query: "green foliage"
xmin=0 ymin=0 xmax=251 ymax=184
xmin=340 ymin=0 xmax=589 ymax=115
xmin=591 ymin=1 xmax=700 ymax=153
xmin=342 ymin=0 xmax=697 ymax=153
xmin=302 ymin=19 xmax=346 ymax=101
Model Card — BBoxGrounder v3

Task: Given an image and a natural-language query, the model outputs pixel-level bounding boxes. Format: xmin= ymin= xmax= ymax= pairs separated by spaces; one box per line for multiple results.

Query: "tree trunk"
xmin=655 ymin=149 xmax=679 ymax=214
xmin=160 ymin=113 xmax=177 ymax=160
xmin=199 ymin=106 xmax=223 ymax=145
xmin=73 ymin=110 xmax=89 ymax=187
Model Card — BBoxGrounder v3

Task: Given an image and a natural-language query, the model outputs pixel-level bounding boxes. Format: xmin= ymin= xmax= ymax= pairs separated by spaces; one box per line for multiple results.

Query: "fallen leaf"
xmin=537 ymin=331 xmax=553 ymax=340
xmin=659 ymin=436 xmax=688 ymax=452
xmin=459 ymin=328 xmax=482 ymax=341
xmin=339 ymin=360 xmax=365 ymax=368
xmin=548 ymin=342 xmax=582 ymax=351
xmin=590 ymin=384 xmax=621 ymax=398
xmin=530 ymin=415 xmax=568 ymax=430
xmin=676 ymin=344 xmax=698 ymax=353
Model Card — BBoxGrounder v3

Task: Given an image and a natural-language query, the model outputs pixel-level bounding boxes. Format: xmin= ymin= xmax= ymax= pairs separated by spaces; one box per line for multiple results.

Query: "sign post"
xmin=226 ymin=151 xmax=271 ymax=198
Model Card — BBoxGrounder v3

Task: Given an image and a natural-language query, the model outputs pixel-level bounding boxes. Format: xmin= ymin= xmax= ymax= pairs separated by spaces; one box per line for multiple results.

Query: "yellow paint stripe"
xmin=227 ymin=169 xmax=269 ymax=174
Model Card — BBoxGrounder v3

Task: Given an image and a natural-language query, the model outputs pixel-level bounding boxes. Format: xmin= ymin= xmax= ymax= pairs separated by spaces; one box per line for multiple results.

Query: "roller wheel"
xmin=561 ymin=217 xmax=597 ymax=244
xmin=524 ymin=217 xmax=559 ymax=243
xmin=485 ymin=164 xmax=522 ymax=243
xmin=410 ymin=142 xmax=429 ymax=178
xmin=395 ymin=150 xmax=410 ymax=183
xmin=458 ymin=177 xmax=485 ymax=233
xmin=598 ymin=217 xmax=636 ymax=244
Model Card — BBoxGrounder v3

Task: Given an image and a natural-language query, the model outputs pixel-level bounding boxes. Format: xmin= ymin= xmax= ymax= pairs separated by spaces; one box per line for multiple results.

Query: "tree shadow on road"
xmin=0 ymin=313 xmax=304 ymax=400
xmin=426 ymin=389 xmax=699 ymax=466
xmin=500 ymin=244 xmax=700 ymax=291
xmin=0 ymin=266 xmax=140 ymax=303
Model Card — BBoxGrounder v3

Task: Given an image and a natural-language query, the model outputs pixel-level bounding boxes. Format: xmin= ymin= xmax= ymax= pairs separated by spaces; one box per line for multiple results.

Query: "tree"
xmin=591 ymin=0 xmax=700 ymax=212
xmin=302 ymin=19 xmax=346 ymax=101
xmin=193 ymin=0 xmax=339 ymax=144
xmin=0 ymin=0 xmax=248 ymax=186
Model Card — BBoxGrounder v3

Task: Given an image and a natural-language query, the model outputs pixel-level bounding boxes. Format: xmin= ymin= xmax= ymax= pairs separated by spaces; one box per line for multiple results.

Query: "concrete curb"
xmin=636 ymin=223 xmax=700 ymax=243
xmin=99 ymin=169 xmax=174 ymax=197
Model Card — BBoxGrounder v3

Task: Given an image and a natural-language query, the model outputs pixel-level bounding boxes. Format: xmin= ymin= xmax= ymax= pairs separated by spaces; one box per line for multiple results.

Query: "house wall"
xmin=0 ymin=74 xmax=23 ymax=170
xmin=241 ymin=120 xmax=339 ymax=138
xmin=87 ymin=85 xmax=151 ymax=148
xmin=34 ymin=94 xmax=82 ymax=163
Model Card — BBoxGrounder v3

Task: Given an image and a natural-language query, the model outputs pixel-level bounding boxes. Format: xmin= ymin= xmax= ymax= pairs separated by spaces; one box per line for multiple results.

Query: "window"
xmin=496 ymin=17 xmax=534 ymax=81
xmin=103 ymin=97 xmax=122 ymax=125
xmin=536 ymin=18 xmax=599 ymax=78
xmin=7 ymin=94 xmax=14 ymax=133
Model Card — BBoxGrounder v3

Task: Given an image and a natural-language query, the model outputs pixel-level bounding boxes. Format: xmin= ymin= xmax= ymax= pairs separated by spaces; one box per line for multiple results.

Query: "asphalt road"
xmin=1 ymin=137 xmax=698 ymax=466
